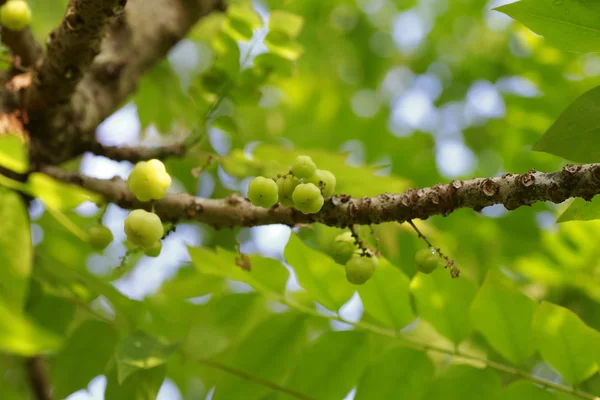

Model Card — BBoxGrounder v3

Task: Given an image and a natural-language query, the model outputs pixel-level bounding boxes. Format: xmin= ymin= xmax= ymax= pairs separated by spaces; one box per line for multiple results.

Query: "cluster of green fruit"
xmin=0 ymin=0 xmax=31 ymax=31
xmin=248 ymin=155 xmax=336 ymax=214
xmin=85 ymin=159 xmax=171 ymax=258
xmin=415 ymin=248 xmax=440 ymax=274
xmin=330 ymin=232 xmax=378 ymax=285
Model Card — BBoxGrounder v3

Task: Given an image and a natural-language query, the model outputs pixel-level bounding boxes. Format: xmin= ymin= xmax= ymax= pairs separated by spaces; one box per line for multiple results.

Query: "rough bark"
xmin=87 ymin=141 xmax=187 ymax=162
xmin=40 ymin=164 xmax=600 ymax=229
xmin=28 ymin=0 xmax=225 ymax=166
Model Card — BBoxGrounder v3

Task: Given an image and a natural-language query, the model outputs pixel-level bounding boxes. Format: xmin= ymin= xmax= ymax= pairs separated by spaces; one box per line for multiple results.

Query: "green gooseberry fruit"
xmin=247 ymin=176 xmax=279 ymax=208
xmin=292 ymin=183 xmax=324 ymax=214
xmin=345 ymin=253 xmax=378 ymax=285
xmin=124 ymin=209 xmax=164 ymax=248
xmin=415 ymin=248 xmax=439 ymax=274
xmin=87 ymin=224 xmax=113 ymax=250
xmin=291 ymin=155 xmax=317 ymax=179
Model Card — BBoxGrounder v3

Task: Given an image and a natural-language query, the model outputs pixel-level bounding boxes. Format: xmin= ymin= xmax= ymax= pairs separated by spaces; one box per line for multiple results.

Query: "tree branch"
xmin=1 ymin=28 xmax=43 ymax=69
xmin=26 ymin=357 xmax=51 ymax=400
xmin=32 ymin=0 xmax=127 ymax=107
xmin=28 ymin=0 xmax=226 ymax=165
xmin=87 ymin=141 xmax=186 ymax=162
xmin=40 ymin=164 xmax=600 ymax=229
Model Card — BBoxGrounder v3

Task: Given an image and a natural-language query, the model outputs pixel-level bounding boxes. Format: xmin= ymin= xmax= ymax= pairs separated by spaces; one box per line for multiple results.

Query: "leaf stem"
xmin=198 ymin=359 xmax=317 ymax=400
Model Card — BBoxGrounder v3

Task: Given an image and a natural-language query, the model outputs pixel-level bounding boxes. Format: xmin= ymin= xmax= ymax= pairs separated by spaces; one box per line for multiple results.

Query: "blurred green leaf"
xmin=410 ymin=268 xmax=478 ymax=344
xmin=182 ymin=293 xmax=267 ymax=360
xmin=276 ymin=331 xmax=369 ymax=400
xmin=188 ymin=246 xmax=289 ymax=294
xmin=284 ymin=234 xmax=354 ymax=311
xmin=253 ymin=53 xmax=295 ymax=78
xmin=0 ymin=297 xmax=61 ymax=356
xmin=0 ymin=188 xmax=31 ymax=310
xmin=493 ymin=381 xmax=556 ymax=400
xmin=52 ymin=320 xmax=119 ymax=399
xmin=211 ymin=312 xmax=307 ymax=400
xmin=355 ymin=346 xmax=434 ymax=400
xmin=532 ymin=85 xmax=600 ymax=163
xmin=116 ymin=331 xmax=179 ymax=383
xmin=134 ymin=60 xmax=197 ymax=133
xmin=269 ymin=10 xmax=304 ymax=39
xmin=469 ymin=270 xmax=537 ymax=364
xmin=495 ymin=1 xmax=600 ymax=52
xmin=423 ymin=365 xmax=501 ymax=400
xmin=557 ymin=197 xmax=600 ymax=223
xmin=28 ymin=173 xmax=102 ymax=210
xmin=532 ymin=301 xmax=600 ymax=384
xmin=105 ymin=364 xmax=167 ymax=400
xmin=265 ymin=31 xmax=305 ymax=61
xmin=358 ymin=258 xmax=415 ymax=331
xmin=0 ymin=135 xmax=27 ymax=173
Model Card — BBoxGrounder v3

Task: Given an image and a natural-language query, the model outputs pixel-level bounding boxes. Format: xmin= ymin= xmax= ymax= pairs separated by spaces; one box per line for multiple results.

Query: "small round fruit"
xmin=331 ymin=232 xmax=355 ymax=265
xmin=87 ymin=224 xmax=113 ymax=250
xmin=248 ymin=176 xmax=279 ymax=208
xmin=143 ymin=241 xmax=162 ymax=257
xmin=292 ymin=183 xmax=324 ymax=214
xmin=127 ymin=159 xmax=172 ymax=202
xmin=415 ymin=248 xmax=439 ymax=274
xmin=124 ymin=209 xmax=164 ymax=248
xmin=276 ymin=174 xmax=299 ymax=207
xmin=345 ymin=253 xmax=378 ymax=285
xmin=307 ymin=169 xmax=336 ymax=197
xmin=0 ymin=0 xmax=31 ymax=31
xmin=291 ymin=155 xmax=317 ymax=179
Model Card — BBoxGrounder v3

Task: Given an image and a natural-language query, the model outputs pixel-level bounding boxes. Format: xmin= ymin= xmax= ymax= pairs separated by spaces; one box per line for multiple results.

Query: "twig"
xmin=26 ymin=357 xmax=52 ymax=400
xmin=198 ymin=359 xmax=317 ymax=400
xmin=278 ymin=296 xmax=600 ymax=400
xmin=407 ymin=219 xmax=460 ymax=278
xmin=1 ymin=28 xmax=43 ymax=68
xmin=87 ymin=141 xmax=187 ymax=162
xmin=39 ymin=163 xmax=600 ymax=230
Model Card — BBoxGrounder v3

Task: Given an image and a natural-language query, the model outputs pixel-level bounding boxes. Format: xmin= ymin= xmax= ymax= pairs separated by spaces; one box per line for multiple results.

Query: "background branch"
xmin=29 ymin=0 xmax=225 ymax=165
xmin=40 ymin=163 xmax=600 ymax=229
xmin=26 ymin=357 xmax=51 ymax=400
xmin=32 ymin=0 xmax=127 ymax=107
xmin=86 ymin=141 xmax=186 ymax=162
xmin=1 ymin=28 xmax=43 ymax=69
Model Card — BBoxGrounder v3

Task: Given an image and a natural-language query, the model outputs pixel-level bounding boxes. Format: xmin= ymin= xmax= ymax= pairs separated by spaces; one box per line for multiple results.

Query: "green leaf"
xmin=532 ymin=85 xmax=600 ymax=163
xmin=410 ymin=268 xmax=478 ymax=344
xmin=269 ymin=11 xmax=304 ymax=39
xmin=532 ymin=301 xmax=600 ymax=384
xmin=355 ymin=346 xmax=434 ymax=400
xmin=211 ymin=312 xmax=307 ymax=400
xmin=556 ymin=197 xmax=600 ymax=223
xmin=493 ymin=381 xmax=556 ymax=400
xmin=253 ymin=53 xmax=295 ymax=78
xmin=0 ymin=297 xmax=61 ymax=356
xmin=212 ymin=31 xmax=241 ymax=77
xmin=105 ymin=364 xmax=167 ymax=400
xmin=26 ymin=281 xmax=76 ymax=336
xmin=284 ymin=234 xmax=354 ymax=311
xmin=52 ymin=320 xmax=119 ymax=399
xmin=134 ymin=61 xmax=197 ymax=133
xmin=423 ymin=365 xmax=501 ymax=400
xmin=115 ymin=331 xmax=179 ymax=383
xmin=182 ymin=293 xmax=267 ymax=360
xmin=0 ymin=188 xmax=31 ymax=310
xmin=265 ymin=31 xmax=304 ymax=61
xmin=357 ymin=258 xmax=415 ymax=331
xmin=28 ymin=173 xmax=102 ymax=210
xmin=277 ymin=331 xmax=370 ymax=400
xmin=469 ymin=270 xmax=537 ymax=364
xmin=212 ymin=115 xmax=239 ymax=135
xmin=228 ymin=3 xmax=262 ymax=30
xmin=188 ymin=246 xmax=289 ymax=295
xmin=0 ymin=135 xmax=27 ymax=173
xmin=495 ymin=1 xmax=600 ymax=53
xmin=156 ymin=264 xmax=225 ymax=300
